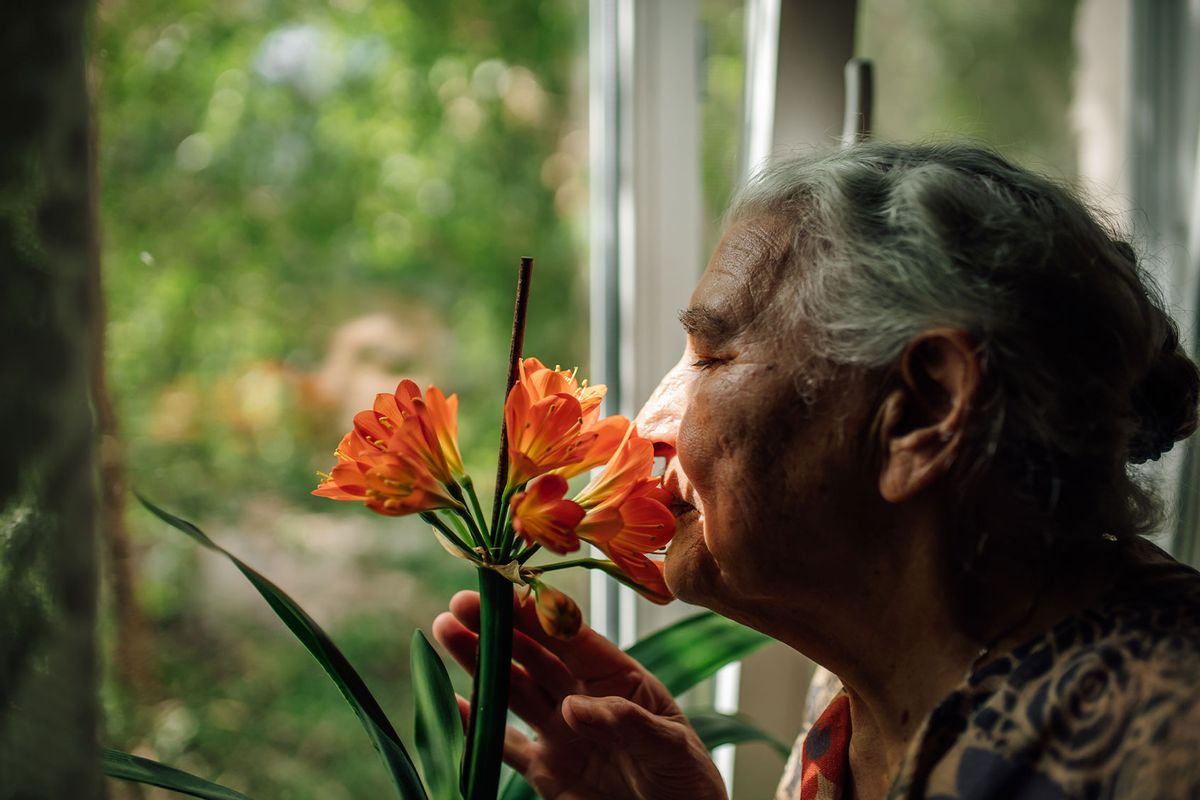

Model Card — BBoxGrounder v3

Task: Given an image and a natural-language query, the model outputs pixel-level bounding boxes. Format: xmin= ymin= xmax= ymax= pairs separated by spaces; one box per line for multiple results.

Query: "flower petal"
xmin=575 ymin=505 xmax=623 ymax=544
xmin=510 ymin=475 xmax=586 ymax=554
xmin=573 ymin=426 xmax=654 ymax=509
xmin=554 ymin=414 xmax=630 ymax=480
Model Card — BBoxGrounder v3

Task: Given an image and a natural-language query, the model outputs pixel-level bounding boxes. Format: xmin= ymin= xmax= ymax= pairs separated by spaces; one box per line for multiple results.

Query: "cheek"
xmin=677 ymin=370 xmax=780 ymax=534
xmin=677 ymin=367 xmax=777 ymax=491
xmin=676 ymin=386 xmax=725 ymax=498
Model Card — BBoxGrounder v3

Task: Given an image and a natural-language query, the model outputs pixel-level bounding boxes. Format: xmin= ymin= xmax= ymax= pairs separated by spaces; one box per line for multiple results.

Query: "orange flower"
xmin=519 ymin=358 xmax=605 ymax=424
xmin=615 ymin=556 xmax=672 ymax=605
xmin=528 ymin=581 xmax=583 ymax=640
xmin=355 ymin=380 xmax=465 ymax=485
xmin=553 ymin=414 xmax=630 ymax=480
xmin=569 ymin=425 xmax=676 ymax=602
xmin=510 ymin=475 xmax=586 ymax=554
xmin=505 ymin=358 xmax=628 ymax=487
xmin=504 ymin=384 xmax=595 ymax=488
xmin=313 ymin=431 xmax=458 ymax=516
xmin=573 ymin=425 xmax=659 ymax=510
xmin=589 ymin=497 xmax=674 ymax=604
xmin=314 ymin=381 xmax=465 ymax=517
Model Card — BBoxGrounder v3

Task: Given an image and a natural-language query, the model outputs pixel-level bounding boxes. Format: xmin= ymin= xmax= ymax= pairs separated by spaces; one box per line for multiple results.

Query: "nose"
xmin=634 ymin=351 xmax=692 ymax=459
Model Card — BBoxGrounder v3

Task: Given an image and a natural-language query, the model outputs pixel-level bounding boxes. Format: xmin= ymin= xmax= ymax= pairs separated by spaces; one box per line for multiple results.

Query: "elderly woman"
xmin=433 ymin=142 xmax=1200 ymax=799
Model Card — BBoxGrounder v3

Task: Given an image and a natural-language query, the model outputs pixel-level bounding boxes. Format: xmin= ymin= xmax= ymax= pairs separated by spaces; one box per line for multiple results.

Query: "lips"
xmin=661 ymin=468 xmax=698 ymax=519
xmin=669 ymin=498 xmax=697 ymax=519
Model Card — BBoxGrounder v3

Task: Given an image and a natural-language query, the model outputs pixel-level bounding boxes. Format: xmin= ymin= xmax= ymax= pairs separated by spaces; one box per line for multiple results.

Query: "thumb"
xmin=561 ymin=695 xmax=685 ymax=755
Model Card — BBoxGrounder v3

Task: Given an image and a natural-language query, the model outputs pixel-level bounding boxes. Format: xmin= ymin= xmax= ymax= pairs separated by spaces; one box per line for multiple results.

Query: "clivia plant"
xmin=103 ymin=260 xmax=786 ymax=800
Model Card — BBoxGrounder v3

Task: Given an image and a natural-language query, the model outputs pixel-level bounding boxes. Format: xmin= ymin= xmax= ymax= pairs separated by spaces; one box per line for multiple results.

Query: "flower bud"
xmin=532 ymin=583 xmax=582 ymax=640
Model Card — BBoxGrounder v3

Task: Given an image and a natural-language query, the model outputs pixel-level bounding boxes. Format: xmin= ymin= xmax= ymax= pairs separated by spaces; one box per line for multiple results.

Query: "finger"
xmin=434 ymin=611 xmax=561 ymax=729
xmin=500 ymin=724 xmax=536 ymax=775
xmin=446 ymin=595 xmax=581 ymax=698
xmin=561 ymin=694 xmax=687 ymax=755
xmin=449 ymin=589 xmax=645 ymax=682
xmin=433 ymin=611 xmax=479 ymax=677
xmin=455 ymin=692 xmax=536 ymax=777
xmin=455 ymin=693 xmax=470 ymax=733
xmin=512 ymin=629 xmax=576 ymax=698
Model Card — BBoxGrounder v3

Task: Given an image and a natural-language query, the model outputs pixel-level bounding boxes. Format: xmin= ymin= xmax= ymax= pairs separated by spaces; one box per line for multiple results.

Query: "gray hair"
xmin=731 ymin=142 xmax=1199 ymax=548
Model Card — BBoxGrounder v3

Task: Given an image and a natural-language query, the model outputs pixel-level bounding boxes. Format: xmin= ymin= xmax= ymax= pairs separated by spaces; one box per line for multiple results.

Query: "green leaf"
xmin=411 ymin=630 xmax=465 ymax=800
xmin=137 ymin=495 xmax=428 ymax=800
xmin=497 ymin=769 xmax=536 ymax=800
xmin=626 ymin=611 xmax=772 ymax=696
xmin=687 ymin=710 xmax=791 ymax=757
xmin=102 ymin=749 xmax=253 ymax=800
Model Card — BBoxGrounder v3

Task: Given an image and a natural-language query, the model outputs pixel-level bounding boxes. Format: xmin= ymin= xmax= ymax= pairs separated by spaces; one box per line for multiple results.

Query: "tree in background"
xmin=0 ymin=2 xmax=103 ymax=798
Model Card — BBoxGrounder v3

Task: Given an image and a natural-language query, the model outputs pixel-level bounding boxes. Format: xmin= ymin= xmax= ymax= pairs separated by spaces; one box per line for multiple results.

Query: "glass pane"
xmin=96 ymin=3 xmax=589 ymax=797
xmin=700 ymin=0 xmax=748 ymax=253
xmin=858 ymin=0 xmax=1082 ymax=176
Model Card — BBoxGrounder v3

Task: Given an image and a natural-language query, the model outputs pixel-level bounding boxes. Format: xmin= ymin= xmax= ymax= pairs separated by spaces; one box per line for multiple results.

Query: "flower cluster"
xmin=510 ymin=427 xmax=673 ymax=604
xmin=506 ymin=359 xmax=673 ymax=605
xmin=313 ymin=358 xmax=674 ymax=623
xmin=313 ymin=380 xmax=466 ymax=516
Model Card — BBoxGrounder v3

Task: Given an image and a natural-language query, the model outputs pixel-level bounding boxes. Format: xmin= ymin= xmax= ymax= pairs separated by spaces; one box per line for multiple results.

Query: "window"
xmin=97 ymin=4 xmax=590 ymax=797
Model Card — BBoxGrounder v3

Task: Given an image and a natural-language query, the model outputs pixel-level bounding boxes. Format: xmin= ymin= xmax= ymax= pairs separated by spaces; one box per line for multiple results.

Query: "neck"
xmin=721 ymin=516 xmax=1120 ymax=800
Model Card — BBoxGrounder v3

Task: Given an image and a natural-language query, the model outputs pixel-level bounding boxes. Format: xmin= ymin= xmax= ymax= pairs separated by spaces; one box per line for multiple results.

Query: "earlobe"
xmin=876 ymin=329 xmax=980 ymax=503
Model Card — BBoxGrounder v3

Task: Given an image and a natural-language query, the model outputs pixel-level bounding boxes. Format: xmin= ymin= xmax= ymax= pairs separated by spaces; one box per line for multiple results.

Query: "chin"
xmin=664 ymin=520 xmax=721 ymax=606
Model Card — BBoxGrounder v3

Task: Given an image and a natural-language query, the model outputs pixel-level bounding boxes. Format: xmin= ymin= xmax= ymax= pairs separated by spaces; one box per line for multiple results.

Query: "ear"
xmin=876 ymin=328 xmax=980 ymax=503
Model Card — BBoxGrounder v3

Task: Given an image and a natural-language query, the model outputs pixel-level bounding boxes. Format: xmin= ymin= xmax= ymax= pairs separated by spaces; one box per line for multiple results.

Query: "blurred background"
xmin=88 ymin=0 xmax=1196 ymax=798
xmin=96 ymin=1 xmax=596 ymax=797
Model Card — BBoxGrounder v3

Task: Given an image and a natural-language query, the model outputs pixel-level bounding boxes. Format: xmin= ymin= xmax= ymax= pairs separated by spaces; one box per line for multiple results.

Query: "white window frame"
xmin=588 ymin=1 xmax=857 ymax=794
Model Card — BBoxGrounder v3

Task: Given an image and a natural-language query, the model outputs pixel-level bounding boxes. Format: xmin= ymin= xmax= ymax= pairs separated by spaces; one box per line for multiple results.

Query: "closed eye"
xmin=691 ymin=357 xmax=724 ymax=371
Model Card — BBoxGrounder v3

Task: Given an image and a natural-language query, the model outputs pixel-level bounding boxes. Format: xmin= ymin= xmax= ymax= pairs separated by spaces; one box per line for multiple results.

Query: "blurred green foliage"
xmin=97 ymin=1 xmax=591 ymax=797
xmin=859 ymin=0 xmax=1079 ymax=176
xmin=99 ymin=0 xmax=589 ymax=517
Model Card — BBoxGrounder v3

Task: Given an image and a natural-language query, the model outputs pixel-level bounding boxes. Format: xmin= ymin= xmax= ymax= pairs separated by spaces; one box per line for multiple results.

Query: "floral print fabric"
xmin=778 ymin=539 xmax=1200 ymax=799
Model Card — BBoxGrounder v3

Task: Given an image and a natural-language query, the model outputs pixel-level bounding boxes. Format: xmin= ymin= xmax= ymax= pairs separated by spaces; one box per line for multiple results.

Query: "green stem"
xmin=442 ymin=511 xmax=478 ymax=552
xmin=420 ymin=512 xmax=475 ymax=557
xmin=462 ymin=477 xmax=489 ymax=538
xmin=462 ymin=568 xmax=513 ymax=800
xmin=516 ymin=543 xmax=541 ymax=564
xmin=496 ymin=487 xmax=518 ymax=560
xmin=534 ymin=557 xmax=606 ymax=573
xmin=448 ymin=483 xmax=490 ymax=549
xmin=459 ymin=507 xmax=490 ymax=552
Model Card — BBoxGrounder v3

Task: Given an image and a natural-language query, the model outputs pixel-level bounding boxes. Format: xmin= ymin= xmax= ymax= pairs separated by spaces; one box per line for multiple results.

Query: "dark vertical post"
xmin=0 ymin=1 xmax=103 ymax=797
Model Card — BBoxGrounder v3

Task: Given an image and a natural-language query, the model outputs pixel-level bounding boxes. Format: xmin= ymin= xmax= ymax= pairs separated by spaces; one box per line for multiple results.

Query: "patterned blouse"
xmin=775 ymin=538 xmax=1200 ymax=799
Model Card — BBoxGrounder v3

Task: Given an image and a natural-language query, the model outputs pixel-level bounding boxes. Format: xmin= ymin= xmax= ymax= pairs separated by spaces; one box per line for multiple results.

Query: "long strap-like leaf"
xmin=686 ymin=709 xmax=791 ymax=757
xmin=102 ymin=749 xmax=254 ymax=800
xmin=626 ymin=611 xmax=772 ymax=696
xmin=411 ymin=630 xmax=465 ymax=800
xmin=137 ymin=496 xmax=428 ymax=800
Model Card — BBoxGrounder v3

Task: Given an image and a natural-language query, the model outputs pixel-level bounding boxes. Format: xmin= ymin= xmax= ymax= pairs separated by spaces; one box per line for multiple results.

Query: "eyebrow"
xmin=678 ymin=304 xmax=735 ymax=344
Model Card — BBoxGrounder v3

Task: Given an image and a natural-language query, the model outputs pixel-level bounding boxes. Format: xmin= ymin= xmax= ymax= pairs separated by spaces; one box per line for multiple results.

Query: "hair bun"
xmin=1129 ymin=334 xmax=1200 ymax=463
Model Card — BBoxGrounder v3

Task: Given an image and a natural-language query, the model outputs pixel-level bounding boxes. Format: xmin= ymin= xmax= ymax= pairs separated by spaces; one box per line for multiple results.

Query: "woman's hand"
xmin=432 ymin=590 xmax=728 ymax=800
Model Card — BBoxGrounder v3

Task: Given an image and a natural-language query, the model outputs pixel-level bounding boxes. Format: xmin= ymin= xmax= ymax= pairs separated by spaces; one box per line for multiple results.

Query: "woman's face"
xmin=637 ymin=216 xmax=882 ymax=615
